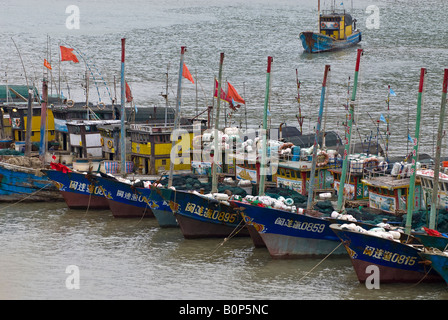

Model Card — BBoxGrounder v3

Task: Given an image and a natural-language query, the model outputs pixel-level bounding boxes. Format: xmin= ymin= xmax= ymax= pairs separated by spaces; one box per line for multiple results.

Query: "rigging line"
xmin=297 ymin=242 xmax=343 ymax=283
xmin=210 ymin=219 xmax=245 ymax=256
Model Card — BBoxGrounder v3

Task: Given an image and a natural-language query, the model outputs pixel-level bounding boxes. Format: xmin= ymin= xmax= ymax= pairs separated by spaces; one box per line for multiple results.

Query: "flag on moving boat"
xmin=44 ymin=59 xmax=52 ymax=70
xmin=379 ymin=114 xmax=386 ymax=123
xmin=182 ymin=63 xmax=194 ymax=84
xmin=60 ymin=46 xmax=79 ymax=63
xmin=226 ymin=82 xmax=245 ymax=104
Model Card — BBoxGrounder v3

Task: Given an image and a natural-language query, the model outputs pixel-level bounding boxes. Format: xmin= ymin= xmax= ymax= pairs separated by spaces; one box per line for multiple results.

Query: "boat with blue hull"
xmin=0 ymin=161 xmax=62 ymax=202
xmin=299 ymin=2 xmax=361 ymax=53
xmin=232 ymin=200 xmax=346 ymax=258
xmin=173 ymin=190 xmax=249 ymax=239
xmin=147 ymin=187 xmax=178 ymax=227
xmin=90 ymin=174 xmax=155 ymax=218
xmin=330 ymin=223 xmax=443 ymax=283
xmin=419 ymin=250 xmax=448 ymax=285
xmin=43 ymin=169 xmax=110 ymax=210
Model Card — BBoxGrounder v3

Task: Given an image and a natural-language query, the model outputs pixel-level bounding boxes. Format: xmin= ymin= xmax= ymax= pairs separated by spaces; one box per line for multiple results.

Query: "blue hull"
xmin=173 ymin=190 xmax=249 ymax=238
xmin=419 ymin=252 xmax=448 ymax=285
xmin=91 ymin=175 xmax=156 ymax=218
xmin=43 ymin=169 xmax=110 ymax=209
xmin=0 ymin=162 xmax=62 ymax=202
xmin=331 ymin=224 xmax=443 ymax=283
xmin=146 ymin=187 xmax=178 ymax=227
xmin=231 ymin=201 xmax=346 ymax=258
xmin=299 ymin=31 xmax=361 ymax=53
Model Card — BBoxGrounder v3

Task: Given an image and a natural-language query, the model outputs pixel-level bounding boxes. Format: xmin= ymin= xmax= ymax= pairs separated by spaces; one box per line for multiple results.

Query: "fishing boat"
xmin=299 ymin=0 xmax=361 ymax=53
xmin=0 ymin=80 xmax=63 ymax=202
xmin=42 ymin=168 xmax=110 ymax=209
xmin=419 ymin=249 xmax=448 ymax=285
xmin=331 ymin=67 xmax=448 ymax=283
xmin=330 ymin=223 xmax=443 ymax=283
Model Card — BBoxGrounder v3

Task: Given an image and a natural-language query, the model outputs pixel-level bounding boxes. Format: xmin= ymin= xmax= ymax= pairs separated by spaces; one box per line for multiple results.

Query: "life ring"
xmin=66 ymin=99 xmax=74 ymax=108
xmin=100 ymin=137 xmax=104 ymax=146
xmin=363 ymin=157 xmax=380 ymax=170
xmin=97 ymin=102 xmax=106 ymax=110
xmin=316 ymin=151 xmax=329 ymax=167
xmin=107 ymin=140 xmax=113 ymax=149
xmin=334 ymin=22 xmax=339 ymax=28
xmin=321 ymin=22 xmax=326 ymax=29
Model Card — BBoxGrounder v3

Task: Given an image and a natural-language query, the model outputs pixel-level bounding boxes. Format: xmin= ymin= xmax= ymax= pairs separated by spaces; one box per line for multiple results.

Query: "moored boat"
xmin=419 ymin=249 xmax=448 ymax=285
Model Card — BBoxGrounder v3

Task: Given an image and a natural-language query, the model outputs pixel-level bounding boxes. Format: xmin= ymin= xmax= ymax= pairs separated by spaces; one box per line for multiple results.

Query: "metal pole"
xmin=120 ymin=38 xmax=126 ymax=175
xmin=212 ymin=52 xmax=224 ymax=194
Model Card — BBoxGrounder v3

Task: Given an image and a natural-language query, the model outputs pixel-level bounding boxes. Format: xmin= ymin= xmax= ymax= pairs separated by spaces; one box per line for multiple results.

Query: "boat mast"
xmin=307 ymin=65 xmax=330 ymax=209
xmin=168 ymin=46 xmax=186 ymax=188
xmin=405 ymin=68 xmax=426 ymax=235
xmin=211 ymin=52 xmax=224 ymax=194
xmin=25 ymin=89 xmax=33 ymax=157
xmin=258 ymin=56 xmax=273 ymax=197
xmin=120 ymin=38 xmax=126 ymax=175
xmin=39 ymin=79 xmax=48 ymax=163
xmin=337 ymin=48 xmax=363 ymax=212
xmin=429 ymin=68 xmax=448 ymax=230
xmin=318 ymin=0 xmax=321 ymax=33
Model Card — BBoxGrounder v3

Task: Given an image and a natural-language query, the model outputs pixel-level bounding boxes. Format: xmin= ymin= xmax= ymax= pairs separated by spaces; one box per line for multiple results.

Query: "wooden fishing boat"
xmin=330 ymin=223 xmax=443 ymax=283
xmin=419 ymin=249 xmax=448 ymax=285
xmin=43 ymin=169 xmax=110 ymax=209
xmin=299 ymin=1 xmax=361 ymax=53
xmin=418 ymin=168 xmax=448 ymax=210
xmin=172 ymin=189 xmax=249 ymax=238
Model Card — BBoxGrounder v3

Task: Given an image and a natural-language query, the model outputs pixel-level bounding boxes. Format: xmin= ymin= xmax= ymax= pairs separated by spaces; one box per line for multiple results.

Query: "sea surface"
xmin=1 ymin=0 xmax=448 ymax=302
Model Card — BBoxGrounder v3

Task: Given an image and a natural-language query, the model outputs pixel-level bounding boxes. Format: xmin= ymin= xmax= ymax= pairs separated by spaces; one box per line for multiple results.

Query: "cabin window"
xmin=279 ymin=168 xmax=285 ymax=176
xmin=285 ymin=170 xmax=292 ymax=178
xmin=162 ymin=159 xmax=166 ymax=165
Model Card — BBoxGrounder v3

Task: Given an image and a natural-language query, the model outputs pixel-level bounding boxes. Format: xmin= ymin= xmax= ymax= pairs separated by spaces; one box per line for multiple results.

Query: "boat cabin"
xmin=417 ymin=169 xmax=448 ymax=210
xmin=319 ymin=10 xmax=356 ymax=41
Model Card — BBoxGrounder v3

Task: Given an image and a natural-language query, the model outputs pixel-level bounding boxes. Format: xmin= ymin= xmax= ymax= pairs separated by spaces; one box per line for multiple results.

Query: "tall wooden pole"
xmin=258 ymin=56 xmax=273 ymax=196
xmin=307 ymin=65 xmax=330 ymax=209
xmin=212 ymin=52 xmax=224 ymax=194
xmin=168 ymin=46 xmax=186 ymax=187
xmin=429 ymin=68 xmax=448 ymax=230
xmin=120 ymin=38 xmax=126 ymax=175
xmin=25 ymin=89 xmax=33 ymax=157
xmin=405 ymin=68 xmax=427 ymax=234
xmin=337 ymin=48 xmax=363 ymax=212
xmin=39 ymin=79 xmax=48 ymax=163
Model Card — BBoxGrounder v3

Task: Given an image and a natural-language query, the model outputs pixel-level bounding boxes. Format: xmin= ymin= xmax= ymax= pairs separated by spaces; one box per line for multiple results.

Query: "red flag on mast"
xmin=44 ymin=59 xmax=52 ymax=70
xmin=60 ymin=46 xmax=79 ymax=63
xmin=182 ymin=63 xmax=194 ymax=84
xmin=214 ymin=79 xmax=230 ymax=102
xmin=226 ymin=82 xmax=245 ymax=104
xmin=125 ymin=82 xmax=133 ymax=102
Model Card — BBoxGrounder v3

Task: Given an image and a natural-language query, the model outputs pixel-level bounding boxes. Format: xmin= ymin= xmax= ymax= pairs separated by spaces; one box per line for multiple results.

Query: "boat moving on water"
xmin=299 ymin=1 xmax=361 ymax=53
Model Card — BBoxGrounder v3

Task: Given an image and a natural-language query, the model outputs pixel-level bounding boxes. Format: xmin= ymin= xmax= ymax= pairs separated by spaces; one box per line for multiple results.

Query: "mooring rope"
xmin=0 ymin=182 xmax=53 ymax=212
xmin=297 ymin=242 xmax=343 ymax=283
xmin=210 ymin=219 xmax=245 ymax=256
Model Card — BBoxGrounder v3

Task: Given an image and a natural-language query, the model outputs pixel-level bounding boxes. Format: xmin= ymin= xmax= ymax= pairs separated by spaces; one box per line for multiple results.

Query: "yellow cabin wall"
xmin=16 ymin=111 xmax=55 ymax=142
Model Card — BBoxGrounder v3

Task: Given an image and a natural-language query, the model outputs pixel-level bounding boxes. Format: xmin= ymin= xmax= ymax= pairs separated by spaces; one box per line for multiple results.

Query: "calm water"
xmin=1 ymin=0 xmax=448 ymax=301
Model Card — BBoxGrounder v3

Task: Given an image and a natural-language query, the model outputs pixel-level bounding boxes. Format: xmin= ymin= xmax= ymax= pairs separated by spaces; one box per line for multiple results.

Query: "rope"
xmin=210 ymin=218 xmax=246 ymax=256
xmin=297 ymin=242 xmax=343 ymax=283
xmin=0 ymin=182 xmax=54 ymax=212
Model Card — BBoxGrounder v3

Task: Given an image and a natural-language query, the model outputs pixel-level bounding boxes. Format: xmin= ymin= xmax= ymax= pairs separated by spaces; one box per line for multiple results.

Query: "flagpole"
xmin=168 ymin=46 xmax=186 ymax=188
xmin=212 ymin=52 xmax=224 ymax=194
xmin=120 ymin=38 xmax=126 ymax=175
xmin=39 ymin=79 xmax=48 ymax=163
xmin=259 ymin=56 xmax=273 ymax=197
xmin=405 ymin=67 xmax=426 ymax=235
xmin=429 ymin=68 xmax=448 ymax=230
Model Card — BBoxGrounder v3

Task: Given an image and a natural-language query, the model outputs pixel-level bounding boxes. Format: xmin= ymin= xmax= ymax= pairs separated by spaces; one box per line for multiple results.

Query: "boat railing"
xmin=321 ymin=9 xmax=346 ymax=16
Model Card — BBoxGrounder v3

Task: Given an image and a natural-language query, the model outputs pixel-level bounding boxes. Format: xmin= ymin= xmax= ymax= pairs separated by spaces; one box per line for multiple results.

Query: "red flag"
xmin=214 ymin=79 xmax=231 ymax=103
xmin=226 ymin=82 xmax=245 ymax=104
xmin=44 ymin=59 xmax=52 ymax=70
xmin=60 ymin=46 xmax=79 ymax=63
xmin=125 ymin=82 xmax=133 ymax=102
xmin=183 ymin=63 xmax=194 ymax=84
